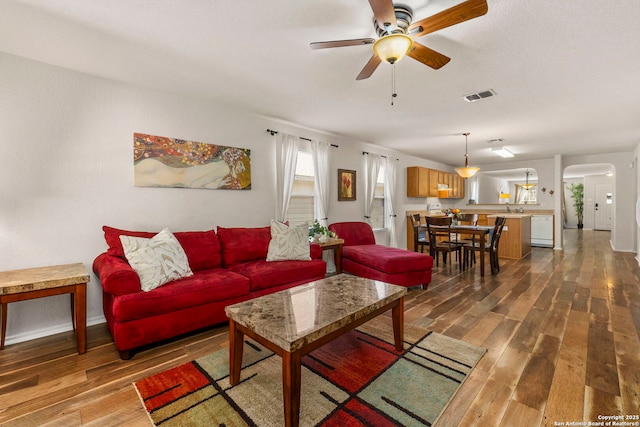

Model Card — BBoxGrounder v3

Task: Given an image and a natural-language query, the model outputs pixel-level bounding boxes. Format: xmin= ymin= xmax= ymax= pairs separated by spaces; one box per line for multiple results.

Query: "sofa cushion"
xmin=228 ymin=259 xmax=326 ymax=291
xmin=103 ymin=226 xmax=222 ymax=271
xmin=343 ymin=245 xmax=434 ymax=274
xmin=120 ymin=228 xmax=194 ymax=292
xmin=110 ymin=269 xmax=250 ymax=322
xmin=266 ymin=220 xmax=311 ymax=262
xmin=217 ymin=226 xmax=271 ymax=266
xmin=328 ymin=222 xmax=376 ymax=246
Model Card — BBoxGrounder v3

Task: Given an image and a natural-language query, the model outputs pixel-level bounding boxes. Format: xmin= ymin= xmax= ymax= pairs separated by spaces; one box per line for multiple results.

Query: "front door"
xmin=594 ymin=183 xmax=613 ymax=230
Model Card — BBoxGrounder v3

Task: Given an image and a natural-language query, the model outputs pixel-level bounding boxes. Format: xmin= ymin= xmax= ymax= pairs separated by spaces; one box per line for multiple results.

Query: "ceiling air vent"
xmin=463 ymin=89 xmax=497 ymax=102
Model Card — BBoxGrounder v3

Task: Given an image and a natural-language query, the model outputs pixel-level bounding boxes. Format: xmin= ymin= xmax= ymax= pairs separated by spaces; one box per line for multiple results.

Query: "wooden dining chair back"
xmin=426 ymin=216 xmax=461 ymax=269
xmin=489 ymin=217 xmax=508 ymax=270
xmin=410 ymin=214 xmax=429 ymax=253
xmin=457 ymin=213 xmax=478 ymax=226
xmin=463 ymin=216 xmax=507 ymax=274
xmin=455 ymin=213 xmax=479 ymax=266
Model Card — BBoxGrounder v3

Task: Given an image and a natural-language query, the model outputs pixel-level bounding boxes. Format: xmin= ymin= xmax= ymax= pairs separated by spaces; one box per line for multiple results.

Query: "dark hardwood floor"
xmin=1 ymin=229 xmax=638 ymax=426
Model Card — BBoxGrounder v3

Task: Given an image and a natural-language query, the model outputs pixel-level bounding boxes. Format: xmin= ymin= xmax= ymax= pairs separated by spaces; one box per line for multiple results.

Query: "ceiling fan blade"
xmin=310 ymin=38 xmax=375 ymax=50
xmin=356 ymin=55 xmax=382 ymax=80
xmin=368 ymin=0 xmax=397 ymax=30
xmin=409 ymin=0 xmax=488 ymax=38
xmin=408 ymin=42 xmax=451 ymax=69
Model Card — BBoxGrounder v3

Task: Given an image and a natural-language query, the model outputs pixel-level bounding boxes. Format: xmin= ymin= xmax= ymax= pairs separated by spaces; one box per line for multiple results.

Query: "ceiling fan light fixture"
xmin=372 ymin=34 xmax=413 ymax=64
xmin=491 ymin=146 xmax=514 ymax=158
xmin=456 ymin=132 xmax=480 ymax=178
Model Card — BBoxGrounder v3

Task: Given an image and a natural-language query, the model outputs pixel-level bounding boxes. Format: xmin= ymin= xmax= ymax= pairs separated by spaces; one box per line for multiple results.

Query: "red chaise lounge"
xmin=328 ymin=221 xmax=433 ymax=288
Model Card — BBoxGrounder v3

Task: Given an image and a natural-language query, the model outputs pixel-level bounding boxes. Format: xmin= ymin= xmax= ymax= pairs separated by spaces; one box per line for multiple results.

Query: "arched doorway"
xmin=563 ymin=163 xmax=614 ymax=230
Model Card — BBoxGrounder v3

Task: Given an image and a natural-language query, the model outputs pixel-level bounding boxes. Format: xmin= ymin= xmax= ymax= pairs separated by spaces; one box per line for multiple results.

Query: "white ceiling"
xmin=1 ymin=0 xmax=639 ymax=169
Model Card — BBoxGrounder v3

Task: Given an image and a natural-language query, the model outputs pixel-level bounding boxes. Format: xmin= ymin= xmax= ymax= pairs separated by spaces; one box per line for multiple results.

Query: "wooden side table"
xmin=0 ymin=263 xmax=89 ymax=354
xmin=318 ymin=238 xmax=344 ymax=274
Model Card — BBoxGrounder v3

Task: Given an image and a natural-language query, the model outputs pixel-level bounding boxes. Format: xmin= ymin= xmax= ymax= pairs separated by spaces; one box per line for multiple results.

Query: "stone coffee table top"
xmin=225 ymin=274 xmax=406 ymax=352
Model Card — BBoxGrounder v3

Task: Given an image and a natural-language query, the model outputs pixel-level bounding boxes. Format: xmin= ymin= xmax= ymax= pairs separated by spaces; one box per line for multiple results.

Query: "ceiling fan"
xmin=310 ymin=0 xmax=488 ymax=80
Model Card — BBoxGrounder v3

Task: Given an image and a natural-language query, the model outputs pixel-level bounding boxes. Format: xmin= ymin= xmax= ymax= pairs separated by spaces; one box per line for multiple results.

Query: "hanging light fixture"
xmin=455 ymin=133 xmax=480 ymax=178
xmin=522 ymin=169 xmax=536 ymax=189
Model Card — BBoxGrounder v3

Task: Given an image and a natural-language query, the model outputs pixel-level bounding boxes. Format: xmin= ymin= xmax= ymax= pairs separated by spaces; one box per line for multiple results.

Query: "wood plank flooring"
xmin=0 ymin=229 xmax=638 ymax=426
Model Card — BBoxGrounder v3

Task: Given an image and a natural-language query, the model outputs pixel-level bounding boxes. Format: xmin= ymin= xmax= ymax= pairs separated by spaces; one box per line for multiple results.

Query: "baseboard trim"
xmin=3 ymin=315 xmax=106 ymax=346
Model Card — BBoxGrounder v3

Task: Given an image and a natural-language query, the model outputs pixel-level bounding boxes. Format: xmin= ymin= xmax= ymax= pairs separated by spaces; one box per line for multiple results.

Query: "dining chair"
xmin=455 ymin=213 xmax=479 ymax=268
xmin=463 ymin=216 xmax=507 ymax=274
xmin=426 ymin=216 xmax=461 ymax=269
xmin=409 ymin=214 xmax=429 ymax=253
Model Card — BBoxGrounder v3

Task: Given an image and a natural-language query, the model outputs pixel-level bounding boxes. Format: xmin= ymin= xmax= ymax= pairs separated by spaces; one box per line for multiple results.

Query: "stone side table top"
xmin=0 ymin=263 xmax=89 ymax=295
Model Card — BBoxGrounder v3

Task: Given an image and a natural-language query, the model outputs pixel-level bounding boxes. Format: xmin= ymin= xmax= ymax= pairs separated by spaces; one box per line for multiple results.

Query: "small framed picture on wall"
xmin=338 ymin=169 xmax=356 ymax=201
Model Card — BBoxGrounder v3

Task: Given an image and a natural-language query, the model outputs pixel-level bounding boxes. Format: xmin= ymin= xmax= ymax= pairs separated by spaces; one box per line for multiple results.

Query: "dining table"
xmin=419 ymin=223 xmax=494 ymax=276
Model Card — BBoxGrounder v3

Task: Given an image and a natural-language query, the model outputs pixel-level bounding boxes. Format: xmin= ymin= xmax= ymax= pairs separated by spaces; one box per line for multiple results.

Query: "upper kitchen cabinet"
xmin=407 ymin=167 xmax=465 ymax=199
xmin=407 ymin=166 xmax=438 ymax=197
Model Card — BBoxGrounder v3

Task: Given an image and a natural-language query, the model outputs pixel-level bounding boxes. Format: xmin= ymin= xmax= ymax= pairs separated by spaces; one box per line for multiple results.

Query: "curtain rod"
xmin=266 ymin=129 xmax=338 ymax=147
xmin=362 ymin=151 xmax=399 ymax=161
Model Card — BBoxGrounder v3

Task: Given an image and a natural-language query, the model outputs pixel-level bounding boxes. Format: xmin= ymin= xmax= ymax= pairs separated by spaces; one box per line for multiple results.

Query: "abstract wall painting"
xmin=133 ymin=133 xmax=251 ymax=190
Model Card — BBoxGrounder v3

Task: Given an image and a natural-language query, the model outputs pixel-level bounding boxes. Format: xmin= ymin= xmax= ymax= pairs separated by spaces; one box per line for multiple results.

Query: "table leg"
xmin=75 ymin=284 xmax=87 ymax=354
xmin=70 ymin=293 xmax=76 ymax=331
xmin=479 ymin=234 xmax=486 ymax=277
xmin=282 ymin=351 xmax=302 ymax=427
xmin=1 ymin=302 xmax=7 ymax=350
xmin=334 ymin=245 xmax=343 ymax=274
xmin=229 ymin=319 xmax=244 ymax=386
xmin=392 ymin=297 xmax=404 ymax=352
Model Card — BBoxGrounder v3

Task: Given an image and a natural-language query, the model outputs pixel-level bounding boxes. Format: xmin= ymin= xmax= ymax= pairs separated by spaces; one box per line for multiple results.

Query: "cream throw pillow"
xmin=266 ymin=220 xmax=311 ymax=262
xmin=120 ymin=228 xmax=193 ymax=292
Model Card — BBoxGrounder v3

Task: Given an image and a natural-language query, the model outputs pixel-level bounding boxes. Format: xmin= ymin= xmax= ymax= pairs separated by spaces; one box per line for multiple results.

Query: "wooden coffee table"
xmin=225 ymin=274 xmax=406 ymax=427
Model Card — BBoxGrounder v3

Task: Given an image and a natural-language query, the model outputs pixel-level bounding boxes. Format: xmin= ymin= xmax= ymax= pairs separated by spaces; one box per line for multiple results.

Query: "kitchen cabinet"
xmin=407 ymin=167 xmax=464 ymax=198
xmin=407 ymin=167 xmax=436 ymax=197
xmin=488 ymin=214 xmax=531 ymax=260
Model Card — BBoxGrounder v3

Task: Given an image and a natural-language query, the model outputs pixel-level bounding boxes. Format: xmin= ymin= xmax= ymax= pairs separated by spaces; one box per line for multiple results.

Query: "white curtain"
xmin=274 ymin=132 xmax=299 ymax=222
xmin=364 ymin=153 xmax=381 ymax=226
xmin=384 ymin=156 xmax=397 ymax=247
xmin=470 ymin=175 xmax=479 ymax=202
xmin=311 ymin=140 xmax=330 ymax=227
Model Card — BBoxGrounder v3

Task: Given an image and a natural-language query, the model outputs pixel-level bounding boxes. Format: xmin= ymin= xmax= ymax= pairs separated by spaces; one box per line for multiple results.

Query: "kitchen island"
xmin=487 ymin=213 xmax=532 ymax=260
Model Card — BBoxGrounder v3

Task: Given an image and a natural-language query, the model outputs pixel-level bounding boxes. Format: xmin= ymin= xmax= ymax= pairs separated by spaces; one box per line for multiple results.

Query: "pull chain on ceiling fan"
xmin=310 ymin=0 xmax=488 ymax=80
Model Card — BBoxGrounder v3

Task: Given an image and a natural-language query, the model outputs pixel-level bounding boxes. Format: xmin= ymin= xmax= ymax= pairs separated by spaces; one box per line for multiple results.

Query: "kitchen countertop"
xmin=462 ymin=208 xmax=554 ymax=215
xmin=487 ymin=213 xmax=532 ymax=218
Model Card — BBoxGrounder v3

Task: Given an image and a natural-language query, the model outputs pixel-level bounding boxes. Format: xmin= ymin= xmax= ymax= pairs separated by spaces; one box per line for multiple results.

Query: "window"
xmin=287 ymin=151 xmax=314 ymax=226
xmin=515 ymin=184 xmax=537 ymax=204
xmin=371 ymin=164 xmax=385 ymax=229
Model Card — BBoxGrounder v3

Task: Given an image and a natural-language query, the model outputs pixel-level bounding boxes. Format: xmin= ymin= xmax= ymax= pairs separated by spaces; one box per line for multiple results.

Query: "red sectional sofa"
xmin=93 ymin=225 xmax=326 ymax=359
xmin=328 ymin=222 xmax=433 ymax=288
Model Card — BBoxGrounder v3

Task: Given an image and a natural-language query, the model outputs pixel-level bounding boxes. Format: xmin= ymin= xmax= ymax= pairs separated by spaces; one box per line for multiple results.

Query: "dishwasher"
xmin=531 ymin=215 xmax=553 ymax=247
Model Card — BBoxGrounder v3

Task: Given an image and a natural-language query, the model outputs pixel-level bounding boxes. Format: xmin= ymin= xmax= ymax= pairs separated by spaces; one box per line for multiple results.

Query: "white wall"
xmin=636 ymin=143 xmax=640 ymax=264
xmin=564 ymin=153 xmax=636 ymax=252
xmin=0 ymin=52 xmax=451 ymax=345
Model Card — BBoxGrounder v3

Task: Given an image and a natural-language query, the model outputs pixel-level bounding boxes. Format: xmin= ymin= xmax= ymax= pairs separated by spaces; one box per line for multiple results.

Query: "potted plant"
xmin=308 ymin=220 xmax=337 ymax=243
xmin=569 ymin=183 xmax=584 ymax=229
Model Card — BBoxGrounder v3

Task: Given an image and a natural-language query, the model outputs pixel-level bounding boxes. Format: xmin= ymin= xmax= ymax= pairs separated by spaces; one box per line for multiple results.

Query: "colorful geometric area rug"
xmin=134 ymin=326 xmax=485 ymax=427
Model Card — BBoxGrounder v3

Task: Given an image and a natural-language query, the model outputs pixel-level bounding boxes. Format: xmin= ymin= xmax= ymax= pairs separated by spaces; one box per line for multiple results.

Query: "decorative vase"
xmin=319 ymin=235 xmax=330 ymax=243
